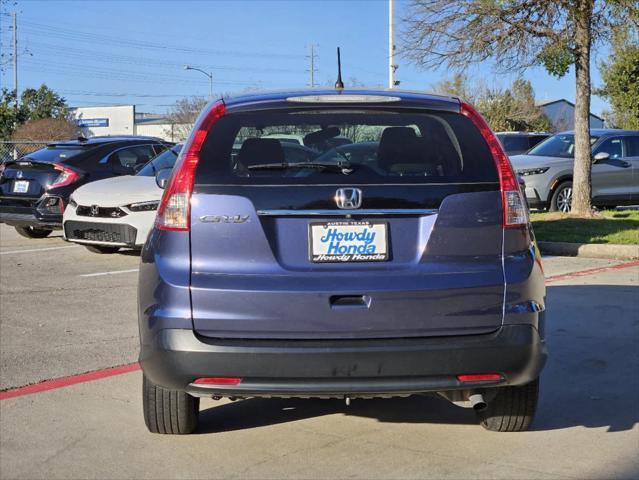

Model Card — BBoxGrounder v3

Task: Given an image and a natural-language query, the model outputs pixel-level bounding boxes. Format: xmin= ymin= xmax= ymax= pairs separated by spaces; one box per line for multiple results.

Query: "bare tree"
xmin=431 ymin=73 xmax=481 ymax=105
xmin=164 ymin=97 xmax=209 ymax=141
xmin=432 ymin=76 xmax=551 ymax=131
xmin=402 ymin=0 xmax=638 ymax=216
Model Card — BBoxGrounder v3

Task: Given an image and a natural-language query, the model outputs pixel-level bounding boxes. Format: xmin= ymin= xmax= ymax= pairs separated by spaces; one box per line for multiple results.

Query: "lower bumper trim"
xmin=140 ymin=325 xmax=547 ymax=395
xmin=0 ymin=211 xmax=61 ymax=228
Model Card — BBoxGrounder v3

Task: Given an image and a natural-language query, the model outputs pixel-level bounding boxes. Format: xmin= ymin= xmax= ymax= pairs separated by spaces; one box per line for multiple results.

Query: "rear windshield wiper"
xmin=247 ymin=161 xmax=353 ymax=175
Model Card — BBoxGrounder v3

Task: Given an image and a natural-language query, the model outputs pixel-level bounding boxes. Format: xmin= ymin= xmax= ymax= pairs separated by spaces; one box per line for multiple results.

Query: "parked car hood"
xmin=509 ymin=154 xmax=573 ymax=170
xmin=71 ymin=175 xmax=162 ymax=207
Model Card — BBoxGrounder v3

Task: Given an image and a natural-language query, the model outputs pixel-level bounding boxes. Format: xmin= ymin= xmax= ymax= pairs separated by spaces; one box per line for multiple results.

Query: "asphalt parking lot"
xmin=1 ymin=223 xmax=638 ymax=479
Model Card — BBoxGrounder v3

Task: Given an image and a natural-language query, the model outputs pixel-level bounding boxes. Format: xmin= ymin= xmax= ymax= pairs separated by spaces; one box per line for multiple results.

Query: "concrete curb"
xmin=539 ymin=241 xmax=639 ymax=260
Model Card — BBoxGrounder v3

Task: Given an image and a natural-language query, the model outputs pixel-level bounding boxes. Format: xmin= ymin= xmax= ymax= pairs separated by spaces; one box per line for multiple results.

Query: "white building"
xmin=70 ymin=105 xmax=189 ymax=141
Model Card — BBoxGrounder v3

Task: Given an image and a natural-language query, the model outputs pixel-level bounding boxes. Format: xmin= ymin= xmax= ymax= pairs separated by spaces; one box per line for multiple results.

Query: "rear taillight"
xmin=460 ymin=102 xmax=528 ymax=228
xmin=156 ymin=101 xmax=226 ymax=231
xmin=49 ymin=164 xmax=80 ymax=190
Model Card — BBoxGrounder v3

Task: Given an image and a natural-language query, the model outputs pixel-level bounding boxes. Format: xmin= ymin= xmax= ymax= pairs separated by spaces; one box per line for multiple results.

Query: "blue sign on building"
xmin=77 ymin=118 xmax=110 ymax=128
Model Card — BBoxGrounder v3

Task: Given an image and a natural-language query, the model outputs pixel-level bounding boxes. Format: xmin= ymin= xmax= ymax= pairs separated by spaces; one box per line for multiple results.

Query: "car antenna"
xmin=335 ymin=47 xmax=344 ymax=90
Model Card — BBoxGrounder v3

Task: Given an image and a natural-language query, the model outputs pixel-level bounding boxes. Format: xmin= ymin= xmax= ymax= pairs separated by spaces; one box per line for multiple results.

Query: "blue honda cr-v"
xmin=138 ymin=90 xmax=547 ymax=434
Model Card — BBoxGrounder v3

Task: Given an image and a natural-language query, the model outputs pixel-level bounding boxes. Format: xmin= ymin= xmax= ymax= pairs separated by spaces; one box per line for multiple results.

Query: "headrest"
xmin=377 ymin=127 xmax=419 ymax=171
xmin=237 ymin=138 xmax=285 ymax=168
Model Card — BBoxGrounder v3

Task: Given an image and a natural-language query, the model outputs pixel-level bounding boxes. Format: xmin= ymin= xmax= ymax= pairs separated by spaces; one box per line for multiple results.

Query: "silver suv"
xmin=510 ymin=129 xmax=639 ymax=211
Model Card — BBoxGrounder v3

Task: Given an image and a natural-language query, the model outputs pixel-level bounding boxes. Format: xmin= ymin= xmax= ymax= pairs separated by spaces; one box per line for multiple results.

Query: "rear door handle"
xmin=329 ymin=295 xmax=371 ymax=309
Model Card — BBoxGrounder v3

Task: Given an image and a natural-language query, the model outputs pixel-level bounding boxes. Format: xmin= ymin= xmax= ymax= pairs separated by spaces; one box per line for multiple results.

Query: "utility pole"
xmin=306 ymin=44 xmax=318 ymax=88
xmin=388 ymin=0 xmax=398 ymax=89
xmin=13 ymin=12 xmax=18 ymax=109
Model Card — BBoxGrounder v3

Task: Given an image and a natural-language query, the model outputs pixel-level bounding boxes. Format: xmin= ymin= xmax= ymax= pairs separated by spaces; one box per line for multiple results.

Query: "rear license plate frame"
xmin=12 ymin=180 xmax=29 ymax=193
xmin=309 ymin=220 xmax=389 ymax=263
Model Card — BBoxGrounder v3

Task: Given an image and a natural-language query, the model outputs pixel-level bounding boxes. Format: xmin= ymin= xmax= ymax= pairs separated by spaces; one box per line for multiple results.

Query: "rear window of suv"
xmin=196 ymin=109 xmax=498 ymax=185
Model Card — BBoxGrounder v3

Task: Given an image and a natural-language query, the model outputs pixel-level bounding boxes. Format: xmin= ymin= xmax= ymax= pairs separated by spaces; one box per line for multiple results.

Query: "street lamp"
xmin=184 ymin=65 xmax=213 ymax=99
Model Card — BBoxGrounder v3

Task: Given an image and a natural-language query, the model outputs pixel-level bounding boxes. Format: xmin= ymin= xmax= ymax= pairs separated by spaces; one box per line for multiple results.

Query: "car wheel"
xmin=14 ymin=226 xmax=53 ymax=239
xmin=476 ymin=378 xmax=539 ymax=432
xmin=84 ymin=245 xmax=120 ymax=254
xmin=550 ymin=181 xmax=572 ymax=213
xmin=143 ymin=374 xmax=199 ymax=434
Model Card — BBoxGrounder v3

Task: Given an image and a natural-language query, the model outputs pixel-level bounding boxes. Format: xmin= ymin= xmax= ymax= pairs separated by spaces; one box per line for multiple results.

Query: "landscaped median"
xmin=531 ymin=210 xmax=639 ymax=260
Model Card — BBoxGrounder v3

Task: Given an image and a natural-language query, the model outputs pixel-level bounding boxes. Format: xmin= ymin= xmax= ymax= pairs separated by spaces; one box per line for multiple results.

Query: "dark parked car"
xmin=496 ymin=132 xmax=550 ymax=156
xmin=0 ymin=136 xmax=171 ymax=238
xmin=139 ymin=90 xmax=547 ymax=434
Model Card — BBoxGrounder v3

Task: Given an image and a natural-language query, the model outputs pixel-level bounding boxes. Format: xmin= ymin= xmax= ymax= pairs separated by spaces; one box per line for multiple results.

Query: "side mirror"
xmin=155 ymin=168 xmax=172 ymax=189
xmin=518 ymin=174 xmax=526 ymax=188
xmin=593 ymin=151 xmax=609 ymax=163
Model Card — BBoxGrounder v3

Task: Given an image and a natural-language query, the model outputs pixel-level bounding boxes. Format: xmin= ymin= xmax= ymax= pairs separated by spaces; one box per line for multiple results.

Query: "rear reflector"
xmin=460 ymin=102 xmax=528 ymax=228
xmin=193 ymin=377 xmax=242 ymax=385
xmin=457 ymin=373 xmax=502 ymax=382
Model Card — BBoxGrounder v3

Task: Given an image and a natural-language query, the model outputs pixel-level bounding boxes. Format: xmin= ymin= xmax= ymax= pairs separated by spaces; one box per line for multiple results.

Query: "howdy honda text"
xmin=309 ymin=221 xmax=388 ymax=262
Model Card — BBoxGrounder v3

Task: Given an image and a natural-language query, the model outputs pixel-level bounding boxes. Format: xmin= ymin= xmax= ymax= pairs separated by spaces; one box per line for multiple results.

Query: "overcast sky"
xmin=1 ymin=0 xmax=610 ymax=115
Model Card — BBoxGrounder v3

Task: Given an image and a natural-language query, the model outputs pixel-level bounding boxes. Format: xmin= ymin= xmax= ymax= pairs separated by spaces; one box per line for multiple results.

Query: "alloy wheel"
xmin=556 ymin=186 xmax=572 ymax=212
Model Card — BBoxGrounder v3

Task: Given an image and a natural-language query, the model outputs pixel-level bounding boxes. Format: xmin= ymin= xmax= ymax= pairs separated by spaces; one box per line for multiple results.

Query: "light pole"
xmin=184 ymin=65 xmax=213 ymax=99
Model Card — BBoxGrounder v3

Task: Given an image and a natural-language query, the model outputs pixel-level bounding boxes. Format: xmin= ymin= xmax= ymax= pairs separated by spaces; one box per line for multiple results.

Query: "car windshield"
xmin=136 ymin=145 xmax=182 ymax=176
xmin=527 ymin=134 xmax=598 ymax=158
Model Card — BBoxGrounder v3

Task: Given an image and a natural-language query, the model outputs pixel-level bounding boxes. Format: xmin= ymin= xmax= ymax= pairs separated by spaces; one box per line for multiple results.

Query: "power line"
xmin=21 ymin=58 xmax=268 ymax=87
xmin=20 ymin=20 xmax=304 ymax=60
xmin=22 ymin=39 xmax=299 ymax=74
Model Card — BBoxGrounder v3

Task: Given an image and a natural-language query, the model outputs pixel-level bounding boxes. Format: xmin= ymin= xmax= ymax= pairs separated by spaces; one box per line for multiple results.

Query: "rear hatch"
xmin=0 ymin=146 xmax=85 ymax=204
xmin=189 ymin=97 xmax=505 ymax=339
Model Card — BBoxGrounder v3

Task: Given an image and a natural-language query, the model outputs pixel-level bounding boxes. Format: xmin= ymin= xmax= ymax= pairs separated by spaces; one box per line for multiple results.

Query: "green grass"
xmin=530 ymin=210 xmax=639 ymax=245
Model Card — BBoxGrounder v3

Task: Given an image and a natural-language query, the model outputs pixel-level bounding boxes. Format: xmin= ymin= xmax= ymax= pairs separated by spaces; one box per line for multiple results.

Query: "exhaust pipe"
xmin=468 ymin=393 xmax=487 ymax=411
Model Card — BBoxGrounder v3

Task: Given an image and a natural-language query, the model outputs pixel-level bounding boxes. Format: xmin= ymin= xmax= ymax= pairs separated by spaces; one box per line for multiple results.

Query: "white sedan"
xmin=63 ymin=144 xmax=181 ymax=253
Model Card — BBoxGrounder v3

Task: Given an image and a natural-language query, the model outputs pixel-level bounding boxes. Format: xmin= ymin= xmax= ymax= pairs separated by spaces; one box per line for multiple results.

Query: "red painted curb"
xmin=0 ymin=363 xmax=140 ymax=400
xmin=545 ymin=260 xmax=639 ymax=284
xmin=1 ymin=260 xmax=637 ymax=401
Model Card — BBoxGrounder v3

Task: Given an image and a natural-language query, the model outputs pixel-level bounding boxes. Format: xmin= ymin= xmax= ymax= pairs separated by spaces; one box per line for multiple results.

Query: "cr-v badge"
xmin=335 ymin=188 xmax=362 ymax=209
xmin=199 ymin=215 xmax=250 ymax=224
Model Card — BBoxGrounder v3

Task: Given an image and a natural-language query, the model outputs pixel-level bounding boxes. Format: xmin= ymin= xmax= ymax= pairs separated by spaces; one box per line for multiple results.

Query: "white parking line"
xmin=79 ymin=268 xmax=139 ymax=278
xmin=0 ymin=245 xmax=78 ymax=255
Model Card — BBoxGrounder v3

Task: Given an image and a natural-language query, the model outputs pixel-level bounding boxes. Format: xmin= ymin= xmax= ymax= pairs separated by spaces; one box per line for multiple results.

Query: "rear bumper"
xmin=139 ymin=325 xmax=547 ymax=397
xmin=0 ymin=211 xmax=61 ymax=228
xmin=0 ymin=197 xmax=63 ymax=228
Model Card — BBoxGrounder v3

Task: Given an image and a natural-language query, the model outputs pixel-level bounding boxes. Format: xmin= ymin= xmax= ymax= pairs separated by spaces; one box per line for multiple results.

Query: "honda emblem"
xmin=335 ymin=188 xmax=362 ymax=209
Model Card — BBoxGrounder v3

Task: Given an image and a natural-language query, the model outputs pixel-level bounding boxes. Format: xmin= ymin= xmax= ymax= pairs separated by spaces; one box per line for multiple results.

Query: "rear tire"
xmin=84 ymin=245 xmax=120 ymax=254
xmin=477 ymin=379 xmax=539 ymax=432
xmin=14 ymin=226 xmax=52 ymax=239
xmin=549 ymin=181 xmax=572 ymax=213
xmin=143 ymin=375 xmax=199 ymax=434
